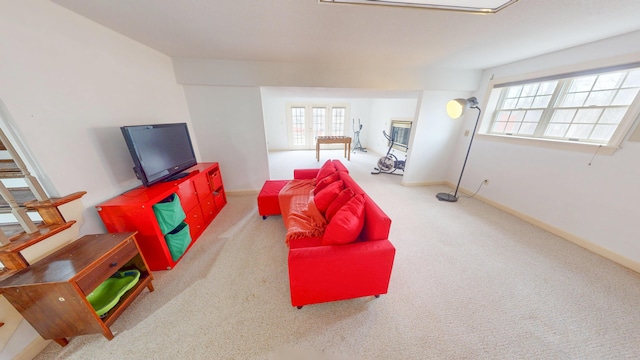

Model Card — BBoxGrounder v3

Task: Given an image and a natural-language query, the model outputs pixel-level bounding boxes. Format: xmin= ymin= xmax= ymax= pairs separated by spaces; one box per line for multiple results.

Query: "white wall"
xmin=183 ymin=85 xmax=269 ymax=192
xmin=174 ymin=59 xmax=481 ymax=190
xmin=367 ymin=98 xmax=420 ymax=156
xmin=0 ymin=0 xmax=192 ymax=236
xmin=260 ymin=87 xmax=375 ymax=151
xmin=454 ymin=30 xmax=640 ymax=266
xmin=0 ymin=0 xmax=194 ymax=357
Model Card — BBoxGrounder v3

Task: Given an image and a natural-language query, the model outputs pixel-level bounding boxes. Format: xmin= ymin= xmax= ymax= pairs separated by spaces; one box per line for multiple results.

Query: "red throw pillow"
xmin=314 ymin=180 xmax=343 ymax=214
xmin=322 ymin=194 xmax=365 ymax=245
xmin=325 ymin=187 xmax=355 ymax=222
xmin=316 ymin=160 xmax=336 ymax=182
xmin=314 ymin=171 xmax=339 ymax=194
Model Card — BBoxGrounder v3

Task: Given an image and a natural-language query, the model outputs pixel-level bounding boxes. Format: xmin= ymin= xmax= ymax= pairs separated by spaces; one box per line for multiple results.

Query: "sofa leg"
xmin=262 ymin=215 xmax=267 ymax=220
xmin=297 ymin=306 xmax=303 ymax=309
xmin=375 ymin=295 xmax=380 ymax=298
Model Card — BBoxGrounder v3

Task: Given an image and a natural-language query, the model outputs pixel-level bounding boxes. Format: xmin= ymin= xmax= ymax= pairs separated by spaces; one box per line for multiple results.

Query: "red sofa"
xmin=258 ymin=160 xmax=396 ymax=308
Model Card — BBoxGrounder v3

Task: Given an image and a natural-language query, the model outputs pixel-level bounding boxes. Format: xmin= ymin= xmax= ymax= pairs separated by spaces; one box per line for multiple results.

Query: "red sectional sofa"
xmin=257 ymin=160 xmax=396 ymax=308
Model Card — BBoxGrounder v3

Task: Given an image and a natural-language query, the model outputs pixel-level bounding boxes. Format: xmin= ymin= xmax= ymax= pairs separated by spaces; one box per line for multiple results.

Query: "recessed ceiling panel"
xmin=319 ymin=0 xmax=518 ymax=13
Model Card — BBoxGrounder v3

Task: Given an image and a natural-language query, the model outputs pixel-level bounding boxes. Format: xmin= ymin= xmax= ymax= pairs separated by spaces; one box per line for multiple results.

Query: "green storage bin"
xmin=153 ymin=193 xmax=186 ymax=235
xmin=86 ymin=269 xmax=141 ymax=318
xmin=165 ymin=221 xmax=191 ymax=261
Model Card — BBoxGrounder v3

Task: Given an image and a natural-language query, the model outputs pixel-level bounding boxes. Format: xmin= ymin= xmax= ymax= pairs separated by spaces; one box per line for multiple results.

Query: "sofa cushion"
xmin=325 ymin=187 xmax=355 ymax=222
xmin=316 ymin=160 xmax=337 ymax=182
xmin=322 ymin=194 xmax=365 ymax=245
xmin=314 ymin=180 xmax=344 ymax=214
xmin=314 ymin=171 xmax=340 ymax=194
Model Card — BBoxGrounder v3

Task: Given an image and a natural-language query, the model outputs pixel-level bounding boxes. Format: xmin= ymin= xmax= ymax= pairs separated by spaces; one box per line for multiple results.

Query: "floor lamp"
xmin=436 ymin=97 xmax=481 ymax=202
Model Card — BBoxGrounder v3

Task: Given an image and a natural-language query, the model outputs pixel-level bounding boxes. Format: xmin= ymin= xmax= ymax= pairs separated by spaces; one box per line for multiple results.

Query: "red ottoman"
xmin=258 ymin=180 xmax=289 ymax=219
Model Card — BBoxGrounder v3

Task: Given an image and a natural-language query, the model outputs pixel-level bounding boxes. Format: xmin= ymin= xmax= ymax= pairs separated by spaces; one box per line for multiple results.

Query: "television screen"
xmin=121 ymin=123 xmax=197 ymax=187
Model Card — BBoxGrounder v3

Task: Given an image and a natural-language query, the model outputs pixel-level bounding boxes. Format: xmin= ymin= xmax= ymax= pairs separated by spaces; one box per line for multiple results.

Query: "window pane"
xmin=508 ymin=110 xmax=525 ymax=122
xmin=593 ymin=73 xmax=623 ymax=90
xmin=569 ymin=76 xmax=596 ymax=92
xmin=559 ymin=92 xmax=587 ymax=107
xmin=612 ymin=88 xmax=639 ymax=105
xmin=545 ymin=123 xmax=569 ymax=137
xmin=574 ymin=108 xmax=602 ymax=124
xmin=312 ymin=107 xmax=326 ymax=137
xmin=502 ymin=98 xmax=518 ymax=109
xmin=585 ymin=90 xmax=615 ymax=106
xmin=521 ymin=83 xmax=538 ymax=97
xmin=550 ymin=109 xmax=576 ymax=123
xmin=516 ymin=97 xmax=534 ymax=108
xmin=507 ymin=86 xmax=522 ymax=98
xmin=538 ymin=81 xmax=558 ymax=95
xmin=292 ymin=107 xmax=305 ymax=146
xmin=520 ymin=122 xmax=537 ymax=135
xmin=599 ymin=108 xmax=625 ymax=124
xmin=496 ymin=111 xmax=511 ymax=122
xmin=332 ymin=108 xmax=345 ymax=136
xmin=591 ymin=125 xmax=616 ymax=141
xmin=523 ymin=109 xmax=543 ymax=123
xmin=566 ymin=124 xmax=594 ymax=139
xmin=505 ymin=122 xmax=521 ymax=133
xmin=623 ymin=70 xmax=640 ymax=87
xmin=492 ymin=122 xmax=507 ymax=133
xmin=532 ymin=95 xmax=552 ymax=108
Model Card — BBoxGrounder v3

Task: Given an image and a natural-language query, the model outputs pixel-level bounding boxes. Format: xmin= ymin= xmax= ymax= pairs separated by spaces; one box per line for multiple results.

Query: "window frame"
xmin=479 ymin=62 xmax=640 ymax=155
xmin=285 ymin=102 xmax=350 ymax=150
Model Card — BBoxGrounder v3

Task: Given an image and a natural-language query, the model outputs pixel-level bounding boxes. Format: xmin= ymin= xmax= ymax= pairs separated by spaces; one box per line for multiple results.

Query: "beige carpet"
xmin=36 ymin=150 xmax=640 ymax=359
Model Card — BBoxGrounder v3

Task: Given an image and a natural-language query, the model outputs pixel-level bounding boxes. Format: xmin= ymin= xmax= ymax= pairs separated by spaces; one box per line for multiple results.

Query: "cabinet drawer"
xmin=176 ymin=180 xmax=198 ymax=213
xmin=200 ymin=194 xmax=217 ymax=221
xmin=193 ymin=171 xmax=212 ymax=202
xmin=210 ymin=170 xmax=223 ymax=190
xmin=76 ymin=239 xmax=138 ymax=296
xmin=185 ymin=205 xmax=205 ymax=239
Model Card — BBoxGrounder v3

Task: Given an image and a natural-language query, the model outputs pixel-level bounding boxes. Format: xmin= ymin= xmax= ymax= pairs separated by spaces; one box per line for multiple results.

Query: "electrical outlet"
xmin=483 ymin=179 xmax=489 ymax=185
xmin=464 ymin=130 xmax=470 ymax=137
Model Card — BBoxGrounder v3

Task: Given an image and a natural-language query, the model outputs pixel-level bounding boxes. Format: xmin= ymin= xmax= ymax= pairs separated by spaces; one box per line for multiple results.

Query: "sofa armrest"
xmin=288 ymin=239 xmax=396 ymax=307
xmin=293 ymin=168 xmax=319 ymax=180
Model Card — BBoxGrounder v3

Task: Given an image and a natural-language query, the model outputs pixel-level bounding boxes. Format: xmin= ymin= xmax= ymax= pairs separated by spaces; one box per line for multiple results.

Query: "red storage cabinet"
xmin=96 ymin=162 xmax=227 ymax=271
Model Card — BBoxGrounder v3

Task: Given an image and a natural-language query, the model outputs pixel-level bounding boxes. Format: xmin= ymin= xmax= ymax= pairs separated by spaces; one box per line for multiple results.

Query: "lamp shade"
xmin=446 ymin=97 xmax=479 ymax=119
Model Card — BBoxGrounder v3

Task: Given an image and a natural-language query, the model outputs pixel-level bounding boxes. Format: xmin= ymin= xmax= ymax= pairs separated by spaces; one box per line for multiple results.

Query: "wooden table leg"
xmin=316 ymin=142 xmax=320 ymax=161
xmin=54 ymin=338 xmax=69 ymax=347
xmin=348 ymin=141 xmax=351 ymax=160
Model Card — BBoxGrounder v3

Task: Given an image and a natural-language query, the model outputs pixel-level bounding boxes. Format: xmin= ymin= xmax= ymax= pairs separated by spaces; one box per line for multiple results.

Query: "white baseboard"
xmin=447 ymin=182 xmax=640 ymax=274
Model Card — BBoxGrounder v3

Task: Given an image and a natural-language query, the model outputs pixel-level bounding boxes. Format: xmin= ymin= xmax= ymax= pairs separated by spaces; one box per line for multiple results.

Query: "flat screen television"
xmin=121 ymin=123 xmax=197 ymax=187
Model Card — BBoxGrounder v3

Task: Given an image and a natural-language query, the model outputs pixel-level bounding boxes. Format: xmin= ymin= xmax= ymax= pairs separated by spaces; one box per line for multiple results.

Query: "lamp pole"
xmin=436 ymin=104 xmax=482 ymax=202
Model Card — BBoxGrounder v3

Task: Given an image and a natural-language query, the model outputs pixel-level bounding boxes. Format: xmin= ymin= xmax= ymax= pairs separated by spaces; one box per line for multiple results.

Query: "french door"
xmin=287 ymin=104 xmax=348 ymax=150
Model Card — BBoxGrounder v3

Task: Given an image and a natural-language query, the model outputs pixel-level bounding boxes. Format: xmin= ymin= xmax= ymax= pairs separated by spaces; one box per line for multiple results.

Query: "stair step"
xmin=0 ymin=160 xmax=23 ymax=179
xmin=0 ymin=267 xmax=16 ymax=284
xmin=0 ymin=221 xmax=76 ymax=255
xmin=0 ymin=221 xmax=44 ymax=238
xmin=0 ymin=187 xmax=38 ymax=214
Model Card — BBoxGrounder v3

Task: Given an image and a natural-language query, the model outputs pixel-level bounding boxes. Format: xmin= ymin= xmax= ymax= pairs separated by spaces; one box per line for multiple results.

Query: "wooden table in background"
xmin=316 ymin=136 xmax=352 ymax=162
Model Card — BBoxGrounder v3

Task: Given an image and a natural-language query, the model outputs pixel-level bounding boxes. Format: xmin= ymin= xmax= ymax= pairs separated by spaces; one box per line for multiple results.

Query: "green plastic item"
xmin=165 ymin=221 xmax=191 ymax=261
xmin=86 ymin=269 xmax=141 ymax=317
xmin=153 ymin=193 xmax=186 ymax=235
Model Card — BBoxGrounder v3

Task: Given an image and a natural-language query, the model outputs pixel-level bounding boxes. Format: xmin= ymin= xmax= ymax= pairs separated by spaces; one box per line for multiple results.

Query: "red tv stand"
xmin=96 ymin=162 xmax=226 ymax=271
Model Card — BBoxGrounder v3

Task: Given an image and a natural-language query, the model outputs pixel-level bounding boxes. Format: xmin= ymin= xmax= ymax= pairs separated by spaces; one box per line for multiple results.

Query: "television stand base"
xmin=164 ymin=172 xmax=189 ymax=182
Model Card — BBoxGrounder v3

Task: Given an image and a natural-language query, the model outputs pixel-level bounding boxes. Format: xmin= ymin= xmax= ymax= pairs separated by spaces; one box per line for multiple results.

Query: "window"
xmin=332 ymin=107 xmax=346 ymax=136
xmin=485 ymin=65 xmax=640 ymax=147
xmin=390 ymin=120 xmax=412 ymax=151
xmin=286 ymin=103 xmax=350 ymax=149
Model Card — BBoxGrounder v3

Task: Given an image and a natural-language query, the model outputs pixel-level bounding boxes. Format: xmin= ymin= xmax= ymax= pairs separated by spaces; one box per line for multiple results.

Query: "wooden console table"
xmin=0 ymin=232 xmax=153 ymax=346
xmin=316 ymin=136 xmax=352 ymax=162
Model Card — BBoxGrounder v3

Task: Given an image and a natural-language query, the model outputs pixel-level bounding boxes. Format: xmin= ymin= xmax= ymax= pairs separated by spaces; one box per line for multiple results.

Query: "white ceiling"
xmin=51 ymin=0 xmax=640 ymax=71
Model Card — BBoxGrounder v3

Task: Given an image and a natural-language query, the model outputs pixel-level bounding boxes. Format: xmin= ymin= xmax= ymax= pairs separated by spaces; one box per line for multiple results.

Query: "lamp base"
xmin=436 ymin=192 xmax=458 ymax=202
